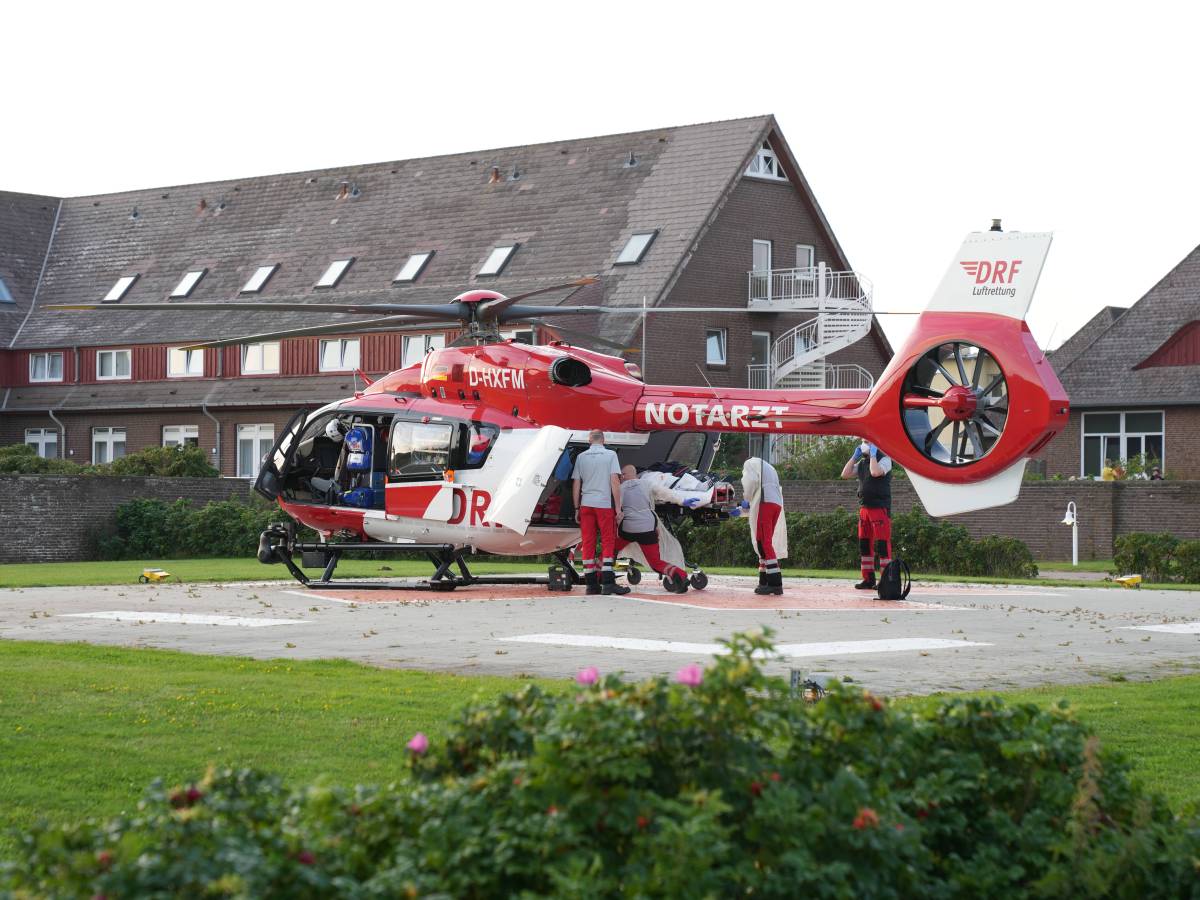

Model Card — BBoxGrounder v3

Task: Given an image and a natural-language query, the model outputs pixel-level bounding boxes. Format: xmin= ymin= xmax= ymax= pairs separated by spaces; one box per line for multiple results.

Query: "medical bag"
xmin=344 ymin=426 xmax=372 ymax=471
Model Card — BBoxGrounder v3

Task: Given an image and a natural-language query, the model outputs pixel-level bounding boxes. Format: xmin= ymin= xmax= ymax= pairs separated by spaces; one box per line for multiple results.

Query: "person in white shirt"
xmin=571 ymin=430 xmax=628 ymax=595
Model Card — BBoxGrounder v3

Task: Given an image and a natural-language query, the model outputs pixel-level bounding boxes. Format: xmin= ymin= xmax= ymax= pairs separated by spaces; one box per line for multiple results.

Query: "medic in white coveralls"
xmin=731 ymin=457 xmax=788 ymax=595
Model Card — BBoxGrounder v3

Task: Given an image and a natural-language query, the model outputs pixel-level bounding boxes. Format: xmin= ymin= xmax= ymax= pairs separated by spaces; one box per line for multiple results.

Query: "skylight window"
xmin=316 ymin=258 xmax=354 ymax=289
xmin=616 ymin=231 xmax=658 ymax=265
xmin=394 ymin=251 xmax=434 ymax=283
xmin=0 ymin=277 xmax=13 ymax=303
xmin=478 ymin=244 xmax=518 ymax=276
xmin=170 ymin=269 xmax=206 ymax=299
xmin=241 ymin=264 xmax=278 ymax=294
xmin=102 ymin=275 xmax=138 ymax=303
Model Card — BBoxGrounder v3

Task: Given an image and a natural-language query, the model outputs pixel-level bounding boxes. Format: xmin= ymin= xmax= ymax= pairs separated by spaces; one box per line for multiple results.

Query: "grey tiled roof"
xmin=4 ymin=375 xmax=358 ymax=412
xmin=12 ymin=117 xmax=777 ymax=349
xmin=1054 ymin=243 xmax=1200 ymax=406
xmin=1048 ymin=305 xmax=1126 ymax=371
xmin=0 ymin=191 xmax=59 ymax=345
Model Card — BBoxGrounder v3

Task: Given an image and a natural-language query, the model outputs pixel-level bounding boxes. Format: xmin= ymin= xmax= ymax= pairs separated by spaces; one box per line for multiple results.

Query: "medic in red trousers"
xmin=615 ymin=465 xmax=701 ymax=593
xmin=572 ymin=429 xmax=630 ymax=596
xmin=842 ymin=439 xmax=893 ymax=590
xmin=732 ymin=457 xmax=787 ymax=595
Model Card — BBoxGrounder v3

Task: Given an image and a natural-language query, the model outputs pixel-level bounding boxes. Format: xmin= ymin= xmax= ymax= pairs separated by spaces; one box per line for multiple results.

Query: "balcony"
xmin=748 ymin=362 xmax=874 ymax=392
xmin=747 ymin=265 xmax=872 ymax=312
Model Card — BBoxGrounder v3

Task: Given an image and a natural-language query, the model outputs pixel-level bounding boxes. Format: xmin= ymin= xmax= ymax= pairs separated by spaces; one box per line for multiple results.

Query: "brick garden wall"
xmin=780 ymin=479 xmax=1200 ymax=562
xmin=0 ymin=475 xmax=252 ymax=564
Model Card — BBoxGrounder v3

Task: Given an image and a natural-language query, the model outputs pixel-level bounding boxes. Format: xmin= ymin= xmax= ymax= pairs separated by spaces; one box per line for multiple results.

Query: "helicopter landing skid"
xmin=258 ymin=526 xmax=584 ymax=592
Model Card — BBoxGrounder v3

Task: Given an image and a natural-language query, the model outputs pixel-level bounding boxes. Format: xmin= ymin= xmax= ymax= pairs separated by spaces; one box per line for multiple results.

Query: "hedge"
xmin=96 ymin=497 xmax=290 ymax=560
xmin=1113 ymin=532 xmax=1200 ymax=584
xmin=0 ymin=443 xmax=218 ymax=477
xmin=678 ymin=509 xmax=1039 ymax=578
xmin=5 ymin=632 xmax=1197 ymax=897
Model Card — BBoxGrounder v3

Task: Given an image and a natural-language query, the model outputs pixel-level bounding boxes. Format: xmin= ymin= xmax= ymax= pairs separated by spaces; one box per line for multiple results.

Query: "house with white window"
xmin=1041 ymin=245 xmax=1200 ymax=479
xmin=0 ymin=116 xmax=891 ymax=475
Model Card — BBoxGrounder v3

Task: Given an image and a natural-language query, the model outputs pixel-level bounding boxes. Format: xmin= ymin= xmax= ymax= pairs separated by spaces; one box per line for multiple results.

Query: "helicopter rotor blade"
xmin=177 ymin=315 xmax=453 ymax=350
xmin=518 ymin=318 xmax=639 ymax=354
xmin=476 ymin=276 xmax=598 ymax=319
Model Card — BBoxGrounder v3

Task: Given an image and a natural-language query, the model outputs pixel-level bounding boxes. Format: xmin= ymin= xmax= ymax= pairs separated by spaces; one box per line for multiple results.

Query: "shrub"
xmin=103 ymin=444 xmax=219 ymax=477
xmin=1173 ymin=540 xmax=1200 ymax=585
xmin=97 ymin=496 xmax=288 ymax=560
xmin=1112 ymin=532 xmax=1179 ymax=582
xmin=774 ymin=436 xmax=860 ymax=480
xmin=0 ymin=443 xmax=83 ymax=474
xmin=4 ymin=632 xmax=1198 ymax=897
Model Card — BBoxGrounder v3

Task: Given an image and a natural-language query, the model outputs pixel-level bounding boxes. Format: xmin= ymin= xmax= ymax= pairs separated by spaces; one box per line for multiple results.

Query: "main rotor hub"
xmin=939 ymin=384 xmax=978 ymax=421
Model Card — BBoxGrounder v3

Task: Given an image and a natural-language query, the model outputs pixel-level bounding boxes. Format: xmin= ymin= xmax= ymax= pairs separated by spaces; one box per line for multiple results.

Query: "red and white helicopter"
xmin=55 ymin=227 xmax=1068 ymax=590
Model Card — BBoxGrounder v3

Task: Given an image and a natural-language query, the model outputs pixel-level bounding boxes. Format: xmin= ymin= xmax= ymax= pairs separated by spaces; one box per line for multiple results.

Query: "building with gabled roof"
xmin=1 ymin=115 xmax=891 ymax=475
xmin=1040 ymin=244 xmax=1200 ymax=478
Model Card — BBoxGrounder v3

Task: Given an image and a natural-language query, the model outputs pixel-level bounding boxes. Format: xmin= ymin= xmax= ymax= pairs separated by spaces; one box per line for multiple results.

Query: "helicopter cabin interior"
xmin=258 ymin=410 xmax=719 ymax=529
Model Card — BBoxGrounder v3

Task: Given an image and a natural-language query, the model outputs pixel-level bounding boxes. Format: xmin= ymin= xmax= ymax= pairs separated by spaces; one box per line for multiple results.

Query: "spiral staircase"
xmin=745 ymin=264 xmax=875 ymax=460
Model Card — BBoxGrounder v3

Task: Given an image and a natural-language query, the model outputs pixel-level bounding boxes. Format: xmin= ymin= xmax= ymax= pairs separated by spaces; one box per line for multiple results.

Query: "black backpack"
xmin=877 ymin=559 xmax=911 ymax=601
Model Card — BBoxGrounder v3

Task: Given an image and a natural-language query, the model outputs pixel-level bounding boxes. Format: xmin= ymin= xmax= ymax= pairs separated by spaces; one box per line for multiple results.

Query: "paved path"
xmin=3 ymin=576 xmax=1199 ymax=694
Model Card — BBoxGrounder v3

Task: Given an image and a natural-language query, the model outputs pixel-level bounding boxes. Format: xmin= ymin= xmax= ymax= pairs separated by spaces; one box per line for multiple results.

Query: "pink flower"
xmin=406 ymin=732 xmax=429 ymax=755
xmin=576 ymin=666 xmax=600 ymax=686
xmin=674 ymin=663 xmax=704 ymax=687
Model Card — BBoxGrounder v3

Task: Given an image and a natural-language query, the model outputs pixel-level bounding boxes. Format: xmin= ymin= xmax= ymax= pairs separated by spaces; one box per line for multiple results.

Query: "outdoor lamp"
xmin=1061 ymin=501 xmax=1078 ymax=566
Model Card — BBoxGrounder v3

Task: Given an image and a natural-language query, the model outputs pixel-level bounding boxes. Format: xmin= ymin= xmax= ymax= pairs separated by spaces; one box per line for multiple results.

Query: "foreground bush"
xmin=5 ymin=633 xmax=1197 ymax=897
xmin=1113 ymin=532 xmax=1200 ymax=584
xmin=97 ymin=496 xmax=289 ymax=559
xmin=678 ymin=509 xmax=1038 ymax=578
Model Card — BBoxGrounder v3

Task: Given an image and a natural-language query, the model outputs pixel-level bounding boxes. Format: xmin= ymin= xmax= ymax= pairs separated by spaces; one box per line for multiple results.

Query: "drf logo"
xmin=960 ymin=260 xmax=1022 ymax=284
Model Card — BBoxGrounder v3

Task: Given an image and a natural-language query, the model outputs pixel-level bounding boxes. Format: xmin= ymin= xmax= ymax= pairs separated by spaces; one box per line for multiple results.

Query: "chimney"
xmin=989 ymin=218 xmax=1003 ymax=232
xmin=488 ymin=166 xmax=502 ymax=184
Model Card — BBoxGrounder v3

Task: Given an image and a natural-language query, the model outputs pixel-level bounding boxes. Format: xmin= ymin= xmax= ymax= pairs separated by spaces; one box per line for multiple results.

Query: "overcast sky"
xmin=6 ymin=1 xmax=1198 ymax=351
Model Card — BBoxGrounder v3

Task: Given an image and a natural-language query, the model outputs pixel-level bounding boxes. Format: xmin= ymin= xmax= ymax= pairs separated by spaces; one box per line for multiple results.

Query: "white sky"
xmin=6 ymin=1 xmax=1199 ymax=351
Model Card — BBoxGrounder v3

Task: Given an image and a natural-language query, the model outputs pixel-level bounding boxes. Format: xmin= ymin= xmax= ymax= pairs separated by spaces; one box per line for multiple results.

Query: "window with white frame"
xmin=478 ymin=244 xmax=518 ymax=276
xmin=319 ymin=338 xmax=360 ymax=371
xmin=315 ymin=258 xmax=354 ymax=288
xmin=92 ymin=427 xmax=127 ymax=464
xmin=745 ymin=141 xmax=786 ymax=180
xmin=25 ymin=427 xmax=58 ymax=459
xmin=167 ymin=347 xmax=204 ymax=377
xmin=402 ymin=333 xmax=445 ymax=367
xmin=750 ymin=239 xmax=773 ymax=301
xmin=705 ymin=328 xmax=727 ymax=366
xmin=237 ymin=424 xmax=274 ymax=478
xmin=394 ymin=251 xmax=434 ymax=283
xmin=796 ymin=244 xmax=815 ymax=269
xmin=241 ymin=264 xmax=278 ymax=294
xmin=1081 ymin=411 xmax=1164 ymax=477
xmin=96 ymin=349 xmax=131 ymax=380
xmin=170 ymin=269 xmax=206 ymax=298
xmin=163 ymin=425 xmax=200 ymax=448
xmin=29 ymin=351 xmax=64 ymax=382
xmin=241 ymin=341 xmax=280 ymax=374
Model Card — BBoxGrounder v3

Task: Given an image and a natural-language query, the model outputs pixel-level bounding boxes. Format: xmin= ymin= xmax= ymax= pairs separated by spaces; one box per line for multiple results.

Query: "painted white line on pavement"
xmin=1118 ymin=622 xmax=1200 ymax=635
xmin=58 ymin=611 xmax=310 ymax=628
xmin=499 ymin=633 xmax=991 ymax=657
xmin=623 ymin=595 xmax=973 ymax=612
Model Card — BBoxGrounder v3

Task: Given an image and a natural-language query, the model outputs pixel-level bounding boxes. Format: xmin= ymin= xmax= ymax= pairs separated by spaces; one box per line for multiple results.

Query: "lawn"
xmin=5 ymin=557 xmax=1198 ymax=591
xmin=1 ymin=640 xmax=1197 ymax=859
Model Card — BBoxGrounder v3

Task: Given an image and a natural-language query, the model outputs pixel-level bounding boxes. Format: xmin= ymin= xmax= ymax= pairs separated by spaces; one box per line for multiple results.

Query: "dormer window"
xmin=170 ymin=269 xmax=206 ymax=299
xmin=0 ymin=277 xmax=13 ymax=303
xmin=746 ymin=141 xmax=786 ymax=180
xmin=478 ymin=244 xmax=518 ymax=276
xmin=316 ymin=258 xmax=354 ymax=289
xmin=102 ymin=275 xmax=138 ymax=303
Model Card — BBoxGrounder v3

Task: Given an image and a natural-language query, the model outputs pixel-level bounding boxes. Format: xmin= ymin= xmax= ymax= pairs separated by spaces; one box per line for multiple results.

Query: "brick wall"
xmin=0 ymin=475 xmax=252 ymax=564
xmin=779 ymin=479 xmax=1200 ymax=562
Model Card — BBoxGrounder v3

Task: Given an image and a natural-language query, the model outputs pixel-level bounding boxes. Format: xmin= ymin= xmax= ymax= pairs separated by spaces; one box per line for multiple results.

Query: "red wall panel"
xmin=1135 ymin=321 xmax=1200 ymax=369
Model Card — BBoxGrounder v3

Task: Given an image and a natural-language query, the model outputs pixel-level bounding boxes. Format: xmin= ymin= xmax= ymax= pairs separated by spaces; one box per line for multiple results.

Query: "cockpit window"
xmin=460 ymin=423 xmax=500 ymax=469
xmin=389 ymin=421 xmax=454 ymax=480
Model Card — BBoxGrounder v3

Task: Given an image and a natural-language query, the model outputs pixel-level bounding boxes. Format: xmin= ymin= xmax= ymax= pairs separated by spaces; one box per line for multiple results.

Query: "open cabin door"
xmin=486 ymin=426 xmax=572 ymax=535
xmin=253 ymin=409 xmax=307 ymax=501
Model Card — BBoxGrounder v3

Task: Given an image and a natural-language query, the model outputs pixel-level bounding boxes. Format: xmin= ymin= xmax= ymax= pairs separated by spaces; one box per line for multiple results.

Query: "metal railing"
xmin=747 ymin=265 xmax=872 ymax=308
xmin=746 ymin=362 xmax=874 ymax=392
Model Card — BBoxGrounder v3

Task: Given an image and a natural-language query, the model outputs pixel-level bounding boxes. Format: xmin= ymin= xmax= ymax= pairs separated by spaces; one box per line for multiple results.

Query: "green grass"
xmin=1 ymin=640 xmax=1197 ymax=858
xmin=6 ymin=557 xmax=1199 ymax=591
xmin=0 ymin=640 xmax=561 ymax=856
xmin=1040 ymin=559 xmax=1115 ymax=573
